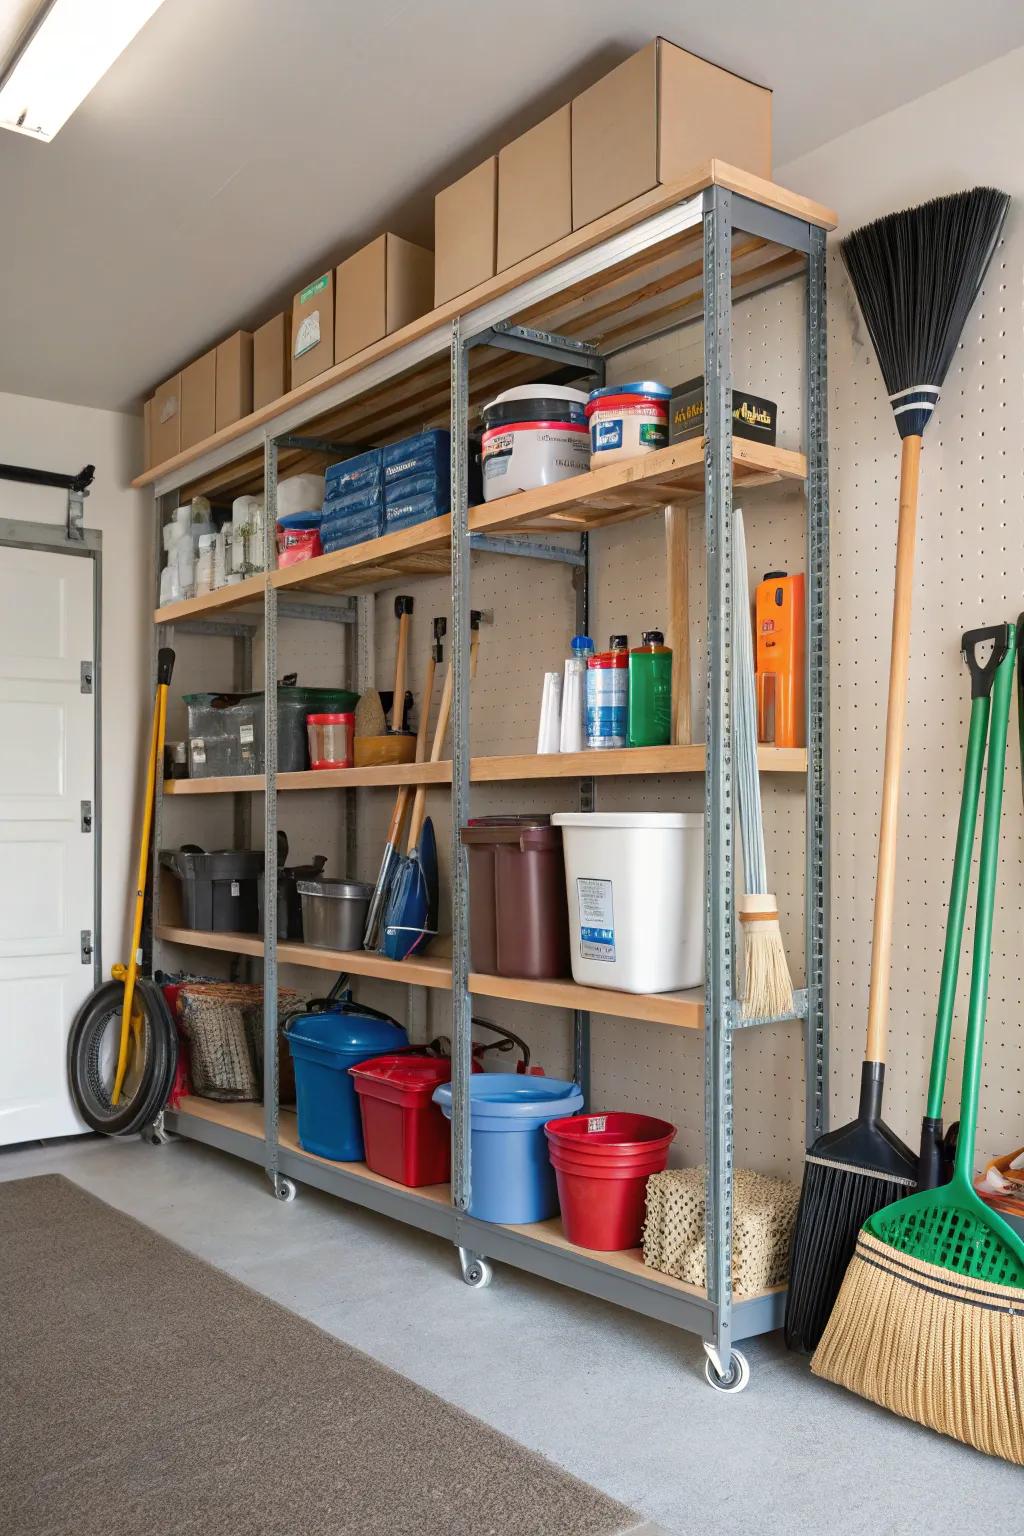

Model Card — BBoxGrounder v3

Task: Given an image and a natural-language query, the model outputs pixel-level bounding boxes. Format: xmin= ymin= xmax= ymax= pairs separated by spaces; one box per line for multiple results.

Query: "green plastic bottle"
xmin=627 ymin=631 xmax=672 ymax=747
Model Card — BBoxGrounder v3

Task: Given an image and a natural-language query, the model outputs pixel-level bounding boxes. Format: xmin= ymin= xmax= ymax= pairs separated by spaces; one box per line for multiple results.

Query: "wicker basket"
xmin=176 ymin=984 xmax=303 ymax=1103
xmin=642 ymin=1166 xmax=800 ymax=1296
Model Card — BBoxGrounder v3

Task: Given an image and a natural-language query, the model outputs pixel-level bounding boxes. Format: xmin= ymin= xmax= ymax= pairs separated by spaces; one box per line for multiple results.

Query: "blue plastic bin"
xmin=433 ymin=1074 xmax=584 ymax=1222
xmin=325 ymin=447 xmax=382 ymax=496
xmin=383 ymin=428 xmax=450 ymax=484
xmin=285 ymin=1001 xmax=407 ymax=1160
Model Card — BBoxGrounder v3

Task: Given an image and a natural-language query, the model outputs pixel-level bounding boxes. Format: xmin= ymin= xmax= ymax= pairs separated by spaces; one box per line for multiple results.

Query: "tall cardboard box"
xmin=150 ymin=374 xmax=181 ymax=466
xmin=335 ymin=234 xmax=434 ymax=363
xmin=254 ymin=312 xmax=289 ymax=410
xmin=498 ymin=107 xmax=572 ymax=272
xmin=571 ymin=39 xmax=772 ymax=229
xmin=291 ymin=273 xmax=335 ymax=388
xmin=434 ymin=157 xmax=497 ymax=305
xmin=215 ymin=331 xmax=254 ymax=431
xmin=180 ymin=349 xmax=217 ymax=451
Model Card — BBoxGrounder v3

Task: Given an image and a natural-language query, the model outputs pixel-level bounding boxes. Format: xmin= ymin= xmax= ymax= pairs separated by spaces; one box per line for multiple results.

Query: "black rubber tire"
xmin=68 ymin=979 xmax=177 ymax=1136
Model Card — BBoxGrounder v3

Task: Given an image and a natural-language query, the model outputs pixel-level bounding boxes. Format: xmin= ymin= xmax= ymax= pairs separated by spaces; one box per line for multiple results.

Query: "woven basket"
xmin=643 ymin=1166 xmax=800 ymax=1296
xmin=177 ymin=984 xmax=303 ymax=1103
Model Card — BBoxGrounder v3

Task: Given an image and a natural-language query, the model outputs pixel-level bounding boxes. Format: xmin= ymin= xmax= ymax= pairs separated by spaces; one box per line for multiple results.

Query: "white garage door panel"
xmin=0 ymin=563 xmax=72 ymax=674
xmin=0 ymin=696 xmax=66 ymax=801
xmin=0 ymin=545 xmax=93 ymax=1144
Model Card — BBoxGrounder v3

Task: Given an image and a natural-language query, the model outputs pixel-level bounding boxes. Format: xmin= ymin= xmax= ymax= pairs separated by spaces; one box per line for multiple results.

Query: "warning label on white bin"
xmin=577 ymin=877 xmax=615 ymax=962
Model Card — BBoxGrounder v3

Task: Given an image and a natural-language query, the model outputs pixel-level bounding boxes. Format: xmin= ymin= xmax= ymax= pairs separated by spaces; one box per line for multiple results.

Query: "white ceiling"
xmin=1 ymin=0 xmax=1022 ymax=413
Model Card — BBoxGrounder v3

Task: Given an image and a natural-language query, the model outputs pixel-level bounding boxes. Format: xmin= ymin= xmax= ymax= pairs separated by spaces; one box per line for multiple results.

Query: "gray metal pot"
xmin=297 ymin=878 xmax=374 ymax=951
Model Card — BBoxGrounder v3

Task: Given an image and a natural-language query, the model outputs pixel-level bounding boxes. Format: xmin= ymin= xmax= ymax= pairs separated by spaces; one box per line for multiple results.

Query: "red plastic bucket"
xmin=350 ymin=1054 xmax=452 ymax=1187
xmin=545 ymin=1111 xmax=676 ymax=1250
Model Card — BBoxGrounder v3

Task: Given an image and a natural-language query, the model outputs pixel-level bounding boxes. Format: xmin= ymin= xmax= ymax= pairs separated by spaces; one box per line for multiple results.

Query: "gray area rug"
xmin=0 ymin=1174 xmax=641 ymax=1536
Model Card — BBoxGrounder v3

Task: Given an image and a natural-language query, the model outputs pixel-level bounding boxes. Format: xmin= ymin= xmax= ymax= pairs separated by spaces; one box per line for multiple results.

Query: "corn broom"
xmin=813 ymin=622 xmax=1024 ymax=1465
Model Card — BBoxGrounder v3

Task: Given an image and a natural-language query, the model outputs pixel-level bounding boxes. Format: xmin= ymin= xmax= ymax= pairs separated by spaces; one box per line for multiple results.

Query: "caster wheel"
xmin=272 ymin=1177 xmax=297 ymax=1203
xmin=704 ymin=1349 xmax=750 ymax=1394
xmin=461 ymin=1257 xmax=492 ymax=1289
xmin=140 ymin=1124 xmax=170 ymax=1147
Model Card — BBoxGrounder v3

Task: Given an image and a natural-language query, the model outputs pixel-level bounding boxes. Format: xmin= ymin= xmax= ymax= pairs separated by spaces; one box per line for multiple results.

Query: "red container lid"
xmin=307 ymin=712 xmax=355 ymax=725
xmin=587 ymin=652 xmax=627 ymax=669
xmin=349 ymin=1053 xmax=452 ymax=1100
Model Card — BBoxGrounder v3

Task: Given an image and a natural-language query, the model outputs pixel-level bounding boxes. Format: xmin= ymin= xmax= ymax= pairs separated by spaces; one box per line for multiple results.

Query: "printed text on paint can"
xmin=578 ymin=877 xmax=615 ymax=961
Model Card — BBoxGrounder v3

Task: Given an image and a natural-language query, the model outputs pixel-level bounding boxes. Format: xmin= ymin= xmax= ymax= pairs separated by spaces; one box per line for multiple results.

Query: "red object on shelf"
xmin=306 ymin=711 xmax=355 ymax=770
xmin=350 ymin=1054 xmax=453 ymax=1187
xmin=276 ymin=527 xmax=322 ymax=567
xmin=545 ymin=1111 xmax=676 ymax=1250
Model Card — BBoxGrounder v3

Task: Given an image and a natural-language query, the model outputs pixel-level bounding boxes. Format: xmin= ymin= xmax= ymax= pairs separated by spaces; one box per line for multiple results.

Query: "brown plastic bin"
xmin=460 ymin=816 xmax=570 ymax=980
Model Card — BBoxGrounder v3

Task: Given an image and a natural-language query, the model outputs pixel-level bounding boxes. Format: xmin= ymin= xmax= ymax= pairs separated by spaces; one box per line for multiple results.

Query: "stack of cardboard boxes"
xmin=143 ymin=38 xmax=771 ymax=473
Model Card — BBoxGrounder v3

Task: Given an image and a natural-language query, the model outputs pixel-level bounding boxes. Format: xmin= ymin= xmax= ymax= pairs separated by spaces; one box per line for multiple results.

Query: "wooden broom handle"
xmin=392 ymin=608 xmax=411 ymax=730
xmin=865 ymin=433 xmax=922 ymax=1062
xmin=385 ymin=649 xmax=437 ymax=849
xmin=407 ymin=663 xmax=453 ymax=851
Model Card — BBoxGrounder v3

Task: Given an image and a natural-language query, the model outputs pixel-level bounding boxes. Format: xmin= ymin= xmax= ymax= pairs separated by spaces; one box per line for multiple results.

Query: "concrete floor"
xmin=3 ymin=1132 xmax=1020 ymax=1536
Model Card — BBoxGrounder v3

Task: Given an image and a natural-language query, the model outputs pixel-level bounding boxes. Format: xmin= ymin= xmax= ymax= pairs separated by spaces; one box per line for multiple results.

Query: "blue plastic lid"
xmin=588 ymin=380 xmax=671 ymax=401
xmin=433 ymin=1073 xmax=581 ymax=1117
xmin=286 ymin=1004 xmax=407 ymax=1055
xmin=276 ymin=510 xmax=323 ymax=529
xmin=571 ymin=635 xmax=594 ymax=655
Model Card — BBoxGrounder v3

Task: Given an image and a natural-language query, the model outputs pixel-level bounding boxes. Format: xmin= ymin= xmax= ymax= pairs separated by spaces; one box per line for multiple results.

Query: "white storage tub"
xmin=551 ymin=811 xmax=704 ymax=993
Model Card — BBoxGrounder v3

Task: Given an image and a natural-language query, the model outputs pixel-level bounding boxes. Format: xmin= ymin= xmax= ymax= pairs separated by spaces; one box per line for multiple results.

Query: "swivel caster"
xmin=703 ymin=1345 xmax=750 ymax=1394
xmin=140 ymin=1113 xmax=171 ymax=1147
xmin=457 ymin=1247 xmax=492 ymax=1288
xmin=269 ymin=1174 xmax=297 ymax=1203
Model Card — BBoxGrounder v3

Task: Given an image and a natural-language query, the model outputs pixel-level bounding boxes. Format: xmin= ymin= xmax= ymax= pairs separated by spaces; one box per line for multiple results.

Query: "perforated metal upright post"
xmin=573 ymin=530 xmax=593 ymax=1103
xmin=449 ymin=318 xmax=474 ymax=1214
xmin=262 ymin=434 xmax=282 ymax=1192
xmin=702 ymin=185 xmax=737 ymax=1378
xmin=805 ymin=227 xmax=831 ymax=1148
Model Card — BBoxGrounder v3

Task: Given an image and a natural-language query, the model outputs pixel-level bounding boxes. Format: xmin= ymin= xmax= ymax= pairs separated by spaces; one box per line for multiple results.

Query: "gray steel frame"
xmin=148 ymin=179 xmax=829 ymax=1383
xmin=0 ymin=517 xmax=102 ymax=986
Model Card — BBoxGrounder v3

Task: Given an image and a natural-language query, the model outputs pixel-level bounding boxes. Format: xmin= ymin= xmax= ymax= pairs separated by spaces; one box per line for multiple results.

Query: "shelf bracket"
xmin=469 ymin=534 xmax=585 ymax=566
xmin=471 ymin=322 xmax=605 ymax=383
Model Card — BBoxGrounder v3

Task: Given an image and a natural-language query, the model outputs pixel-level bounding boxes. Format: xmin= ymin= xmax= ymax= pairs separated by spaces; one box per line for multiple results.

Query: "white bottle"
xmin=559 ymin=635 xmax=593 ymax=752
xmin=195 ymin=534 xmax=216 ymax=596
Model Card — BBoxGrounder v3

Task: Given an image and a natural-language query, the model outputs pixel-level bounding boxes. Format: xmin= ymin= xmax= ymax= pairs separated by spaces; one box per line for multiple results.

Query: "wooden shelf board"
xmin=469 ymin=439 xmax=807 ymax=538
xmin=135 ymin=164 xmax=835 ymax=496
xmin=154 ymin=927 xmax=703 ymax=1026
xmin=162 ymin=744 xmax=805 ymax=795
xmin=270 ymin=516 xmax=452 ymax=597
xmin=154 ymin=571 xmax=266 ymax=625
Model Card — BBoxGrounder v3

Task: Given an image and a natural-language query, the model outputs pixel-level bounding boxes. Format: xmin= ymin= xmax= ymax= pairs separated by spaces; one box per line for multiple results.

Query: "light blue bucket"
xmin=433 ymin=1073 xmax=584 ymax=1223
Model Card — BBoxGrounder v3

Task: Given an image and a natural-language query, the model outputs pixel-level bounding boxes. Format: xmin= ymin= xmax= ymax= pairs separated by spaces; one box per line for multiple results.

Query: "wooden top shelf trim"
xmin=153 ymin=925 xmax=704 ymax=1028
xmin=134 ymin=162 xmax=835 ymax=493
xmin=162 ymin=744 xmax=807 ymax=795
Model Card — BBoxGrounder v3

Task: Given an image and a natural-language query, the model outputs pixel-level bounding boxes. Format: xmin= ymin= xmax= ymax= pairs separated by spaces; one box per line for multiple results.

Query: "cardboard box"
xmin=335 ymin=234 xmax=433 ymax=363
xmin=434 ymin=157 xmax=497 ymax=305
xmin=571 ymin=38 xmax=772 ymax=229
xmin=253 ymin=312 xmax=289 ymax=410
xmin=215 ymin=330 xmax=253 ymax=432
xmin=150 ymin=374 xmax=181 ymax=465
xmin=498 ymin=106 xmax=572 ymax=271
xmin=143 ymin=398 xmax=152 ymax=470
xmin=291 ymin=272 xmax=335 ymax=388
xmin=180 ymin=348 xmax=217 ymax=451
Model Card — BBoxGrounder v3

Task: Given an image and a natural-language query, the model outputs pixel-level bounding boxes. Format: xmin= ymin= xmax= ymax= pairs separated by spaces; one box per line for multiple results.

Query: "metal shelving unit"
xmin=146 ymin=171 xmax=831 ymax=1391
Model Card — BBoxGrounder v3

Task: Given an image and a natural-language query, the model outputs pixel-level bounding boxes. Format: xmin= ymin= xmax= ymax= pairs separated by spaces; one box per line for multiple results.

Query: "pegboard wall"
xmin=162 ymin=217 xmax=1024 ymax=1184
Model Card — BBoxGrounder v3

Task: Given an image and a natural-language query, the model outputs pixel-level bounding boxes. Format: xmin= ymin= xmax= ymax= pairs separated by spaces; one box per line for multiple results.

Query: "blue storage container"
xmin=325 ymin=447 xmax=382 ymax=496
xmin=322 ymin=483 xmax=382 ymax=520
xmin=384 ymin=489 xmax=446 ymax=534
xmin=285 ymin=1001 xmax=407 ymax=1160
xmin=433 ymin=1073 xmax=584 ymax=1222
xmin=383 ymin=428 xmax=449 ymax=484
xmin=384 ymin=469 xmax=449 ymax=509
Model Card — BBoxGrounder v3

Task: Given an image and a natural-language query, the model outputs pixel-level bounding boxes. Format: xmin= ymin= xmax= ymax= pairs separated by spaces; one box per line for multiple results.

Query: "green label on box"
xmin=299 ymin=273 xmax=330 ymax=304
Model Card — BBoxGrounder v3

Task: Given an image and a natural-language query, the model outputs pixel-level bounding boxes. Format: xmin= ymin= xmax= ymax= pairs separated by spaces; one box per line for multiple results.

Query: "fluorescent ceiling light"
xmin=0 ymin=0 xmax=165 ymax=141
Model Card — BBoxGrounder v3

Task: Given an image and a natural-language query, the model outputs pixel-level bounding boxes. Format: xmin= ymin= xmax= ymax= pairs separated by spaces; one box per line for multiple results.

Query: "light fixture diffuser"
xmin=0 ymin=0 xmax=165 ymax=141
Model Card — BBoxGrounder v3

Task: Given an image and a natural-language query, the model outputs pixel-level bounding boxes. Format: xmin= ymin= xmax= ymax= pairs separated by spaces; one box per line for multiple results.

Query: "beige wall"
xmin=0 ymin=392 xmax=152 ymax=973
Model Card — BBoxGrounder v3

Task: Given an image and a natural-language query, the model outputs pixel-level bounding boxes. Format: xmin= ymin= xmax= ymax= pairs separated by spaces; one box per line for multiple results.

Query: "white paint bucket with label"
xmin=480 ymin=384 xmax=590 ymax=501
xmin=552 ymin=811 xmax=704 ymax=993
xmin=585 ymin=381 xmax=671 ymax=467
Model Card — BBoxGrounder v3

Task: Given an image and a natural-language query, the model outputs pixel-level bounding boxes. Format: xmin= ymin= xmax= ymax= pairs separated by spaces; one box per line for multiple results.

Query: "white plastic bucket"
xmin=551 ymin=812 xmax=704 ymax=993
xmin=585 ymin=381 xmax=670 ymax=467
xmin=480 ymin=384 xmax=590 ymax=502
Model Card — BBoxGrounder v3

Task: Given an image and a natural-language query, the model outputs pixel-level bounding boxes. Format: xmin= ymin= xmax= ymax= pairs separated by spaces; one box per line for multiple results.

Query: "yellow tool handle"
xmin=112 ymin=649 xmax=174 ymax=1105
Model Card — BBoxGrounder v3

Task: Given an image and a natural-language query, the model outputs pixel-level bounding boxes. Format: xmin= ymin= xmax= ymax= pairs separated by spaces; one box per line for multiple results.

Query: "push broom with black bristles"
xmin=813 ymin=622 xmax=1024 ymax=1465
xmin=784 ymin=187 xmax=1010 ymax=1354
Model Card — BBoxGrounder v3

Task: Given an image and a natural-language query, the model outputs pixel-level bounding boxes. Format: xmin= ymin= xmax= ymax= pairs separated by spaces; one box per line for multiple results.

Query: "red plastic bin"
xmin=545 ymin=1111 xmax=676 ymax=1251
xmin=349 ymin=1054 xmax=453 ymax=1187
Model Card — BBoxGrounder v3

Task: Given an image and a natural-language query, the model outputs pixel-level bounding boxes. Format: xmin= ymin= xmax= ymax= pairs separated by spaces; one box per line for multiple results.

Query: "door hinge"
xmin=80 ymin=930 xmax=93 ymax=964
xmin=80 ymin=800 xmax=92 ymax=833
xmin=80 ymin=660 xmax=93 ymax=693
